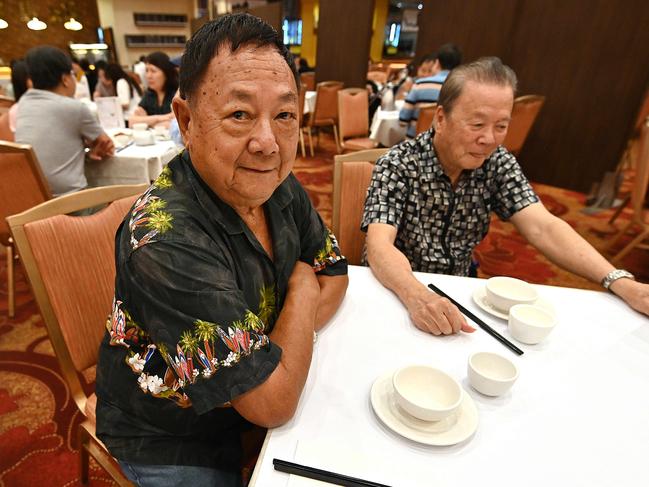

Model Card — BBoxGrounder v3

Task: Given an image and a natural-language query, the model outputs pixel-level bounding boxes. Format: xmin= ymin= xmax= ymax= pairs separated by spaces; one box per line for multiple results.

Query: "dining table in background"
xmin=250 ymin=265 xmax=649 ymax=487
xmin=304 ymin=90 xmax=317 ymax=115
xmin=369 ymin=99 xmax=406 ymax=148
xmin=85 ymin=139 xmax=179 ymax=187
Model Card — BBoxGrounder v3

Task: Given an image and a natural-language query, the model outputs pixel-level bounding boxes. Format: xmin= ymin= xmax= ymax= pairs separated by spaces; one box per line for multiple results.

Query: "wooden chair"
xmin=502 ymin=95 xmax=546 ymax=156
xmin=333 ymin=148 xmax=388 ymax=264
xmin=300 ymin=71 xmax=315 ymax=91
xmin=0 ymin=95 xmax=14 ymax=115
xmin=415 ymin=103 xmax=437 ymax=135
xmin=7 ymin=184 xmax=147 ymax=486
xmin=0 ymin=112 xmax=13 ymax=141
xmin=0 ymin=141 xmax=52 ymax=317
xmin=305 ymin=81 xmax=344 ymax=156
xmin=607 ymin=119 xmax=649 ymax=263
xmin=337 ymin=88 xmax=379 ymax=152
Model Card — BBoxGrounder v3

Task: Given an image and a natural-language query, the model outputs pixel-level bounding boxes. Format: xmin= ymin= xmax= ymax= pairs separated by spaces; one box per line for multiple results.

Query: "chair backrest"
xmin=502 ymin=95 xmax=545 ymax=156
xmin=7 ymin=184 xmax=148 ymax=412
xmin=0 ymin=112 xmax=13 ymax=141
xmin=311 ymin=81 xmax=344 ymax=125
xmin=333 ymin=148 xmax=389 ymax=264
xmin=338 ymin=88 xmax=370 ymax=141
xmin=0 ymin=141 xmax=52 ymax=245
xmin=0 ymin=95 xmax=14 ymax=115
xmin=300 ymin=72 xmax=316 ymax=91
xmin=367 ymin=71 xmax=388 ymax=85
xmin=415 ymin=103 xmax=437 ymax=135
xmin=631 ymin=118 xmax=649 ymax=216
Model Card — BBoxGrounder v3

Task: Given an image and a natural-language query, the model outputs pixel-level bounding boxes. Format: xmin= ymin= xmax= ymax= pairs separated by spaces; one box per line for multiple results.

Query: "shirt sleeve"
xmin=491 ymin=151 xmax=540 ymax=221
xmin=78 ymin=102 xmax=104 ymax=142
xmin=116 ymin=238 xmax=282 ymax=415
xmin=116 ymin=79 xmax=131 ymax=108
xmin=288 ymin=175 xmax=347 ymax=276
xmin=360 ymin=150 xmax=409 ymax=231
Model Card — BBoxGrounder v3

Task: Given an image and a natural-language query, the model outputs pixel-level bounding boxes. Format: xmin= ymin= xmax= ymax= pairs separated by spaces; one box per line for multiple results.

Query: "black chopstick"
xmin=273 ymin=458 xmax=392 ymax=487
xmin=116 ymin=140 xmax=134 ymax=153
xmin=427 ymin=283 xmax=524 ymax=356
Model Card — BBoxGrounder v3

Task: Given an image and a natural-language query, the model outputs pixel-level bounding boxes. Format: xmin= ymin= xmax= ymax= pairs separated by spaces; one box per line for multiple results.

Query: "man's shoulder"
xmin=379 ymin=134 xmax=433 ymax=170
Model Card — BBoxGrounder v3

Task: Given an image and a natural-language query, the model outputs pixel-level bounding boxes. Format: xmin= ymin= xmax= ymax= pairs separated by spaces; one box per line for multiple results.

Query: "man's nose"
xmin=478 ymin=127 xmax=497 ymax=145
xmin=249 ymin=119 xmax=279 ymax=155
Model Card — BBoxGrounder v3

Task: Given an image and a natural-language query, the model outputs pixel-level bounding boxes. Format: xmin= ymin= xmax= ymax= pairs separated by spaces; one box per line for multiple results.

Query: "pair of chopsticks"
xmin=115 ymin=140 xmax=134 ymax=153
xmin=427 ymin=283 xmax=524 ymax=356
xmin=273 ymin=458 xmax=391 ymax=487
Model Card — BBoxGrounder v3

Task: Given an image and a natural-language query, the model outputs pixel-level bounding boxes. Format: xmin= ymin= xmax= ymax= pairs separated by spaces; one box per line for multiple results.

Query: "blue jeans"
xmin=118 ymin=461 xmax=242 ymax=487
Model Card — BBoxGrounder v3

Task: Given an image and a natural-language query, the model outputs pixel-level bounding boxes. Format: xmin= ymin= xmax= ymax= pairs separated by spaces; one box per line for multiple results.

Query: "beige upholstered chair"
xmin=415 ymin=103 xmax=437 ymax=135
xmin=337 ymin=88 xmax=379 ymax=152
xmin=607 ymin=119 xmax=649 ymax=263
xmin=0 ymin=95 xmax=14 ymax=115
xmin=7 ymin=184 xmax=147 ymax=486
xmin=300 ymin=71 xmax=315 ymax=91
xmin=502 ymin=95 xmax=546 ymax=156
xmin=333 ymin=148 xmax=388 ymax=264
xmin=306 ymin=81 xmax=344 ymax=156
xmin=0 ymin=112 xmax=13 ymax=141
xmin=0 ymin=141 xmax=52 ymax=317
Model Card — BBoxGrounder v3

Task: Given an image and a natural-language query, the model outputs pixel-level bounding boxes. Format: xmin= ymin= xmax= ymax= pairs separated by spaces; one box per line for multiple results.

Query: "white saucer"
xmin=472 ymin=286 xmax=555 ymax=321
xmin=370 ymin=371 xmax=478 ymax=446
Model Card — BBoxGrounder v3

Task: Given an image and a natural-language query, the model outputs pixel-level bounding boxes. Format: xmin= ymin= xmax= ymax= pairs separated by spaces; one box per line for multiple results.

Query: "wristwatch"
xmin=601 ymin=269 xmax=635 ymax=290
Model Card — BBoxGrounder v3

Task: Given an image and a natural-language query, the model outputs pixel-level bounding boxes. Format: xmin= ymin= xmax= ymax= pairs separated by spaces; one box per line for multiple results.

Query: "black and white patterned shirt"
xmin=360 ymin=131 xmax=539 ymax=276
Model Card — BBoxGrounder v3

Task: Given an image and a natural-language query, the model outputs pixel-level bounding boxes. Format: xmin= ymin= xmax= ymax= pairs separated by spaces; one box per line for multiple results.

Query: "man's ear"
xmin=172 ymin=94 xmax=191 ymax=149
xmin=433 ymin=105 xmax=446 ymax=132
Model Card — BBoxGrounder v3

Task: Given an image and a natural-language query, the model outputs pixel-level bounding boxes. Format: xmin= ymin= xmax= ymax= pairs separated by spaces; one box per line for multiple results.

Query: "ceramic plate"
xmin=472 ymin=286 xmax=555 ymax=321
xmin=370 ymin=371 xmax=478 ymax=446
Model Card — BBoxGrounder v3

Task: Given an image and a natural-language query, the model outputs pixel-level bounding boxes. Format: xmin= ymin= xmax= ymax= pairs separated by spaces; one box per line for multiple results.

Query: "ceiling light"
xmin=27 ymin=17 xmax=47 ymax=30
xmin=0 ymin=18 xmax=8 ymax=29
xmin=64 ymin=17 xmax=82 ymax=31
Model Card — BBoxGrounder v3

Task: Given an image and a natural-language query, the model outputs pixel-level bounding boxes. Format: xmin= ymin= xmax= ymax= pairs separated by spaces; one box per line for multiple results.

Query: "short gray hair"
xmin=438 ymin=57 xmax=517 ymax=114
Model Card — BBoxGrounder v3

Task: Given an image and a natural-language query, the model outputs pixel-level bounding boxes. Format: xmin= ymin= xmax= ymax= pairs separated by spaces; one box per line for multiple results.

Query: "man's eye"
xmin=277 ymin=112 xmax=295 ymax=120
xmin=231 ymin=111 xmax=247 ymax=120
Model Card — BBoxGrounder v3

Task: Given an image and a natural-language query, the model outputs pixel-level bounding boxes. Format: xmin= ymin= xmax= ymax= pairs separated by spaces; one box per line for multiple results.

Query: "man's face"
xmin=434 ymin=80 xmax=514 ymax=177
xmin=175 ymin=44 xmax=299 ymax=209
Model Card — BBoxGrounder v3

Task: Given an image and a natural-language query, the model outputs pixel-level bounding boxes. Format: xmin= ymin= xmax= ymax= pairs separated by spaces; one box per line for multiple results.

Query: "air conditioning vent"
xmin=133 ymin=13 xmax=188 ymax=27
xmin=125 ymin=35 xmax=187 ymax=47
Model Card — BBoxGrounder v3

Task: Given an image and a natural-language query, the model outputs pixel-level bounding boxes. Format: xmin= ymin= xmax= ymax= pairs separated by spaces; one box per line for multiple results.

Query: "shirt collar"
xmin=180 ymin=151 xmax=294 ymax=235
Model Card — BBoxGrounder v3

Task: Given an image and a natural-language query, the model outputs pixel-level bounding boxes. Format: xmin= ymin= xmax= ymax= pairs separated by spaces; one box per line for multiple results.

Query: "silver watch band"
xmin=601 ymin=269 xmax=635 ymax=290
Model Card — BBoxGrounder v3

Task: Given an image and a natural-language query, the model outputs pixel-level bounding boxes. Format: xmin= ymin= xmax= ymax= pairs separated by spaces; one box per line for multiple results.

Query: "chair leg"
xmin=78 ymin=424 xmax=90 ymax=485
xmin=608 ymin=195 xmax=630 ymax=225
xmin=299 ymin=129 xmax=306 ymax=158
xmin=332 ymin=124 xmax=342 ymax=154
xmin=606 ymin=220 xmax=635 ymax=252
xmin=6 ymin=242 xmax=14 ymax=318
xmin=611 ymin=227 xmax=649 ymax=264
xmin=307 ymin=127 xmax=314 ymax=157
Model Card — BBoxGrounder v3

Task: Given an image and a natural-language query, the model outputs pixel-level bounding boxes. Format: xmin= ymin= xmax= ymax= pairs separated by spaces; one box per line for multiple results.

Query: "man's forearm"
xmin=366 ymin=238 xmax=429 ymax=309
xmin=314 ymin=274 xmax=349 ymax=330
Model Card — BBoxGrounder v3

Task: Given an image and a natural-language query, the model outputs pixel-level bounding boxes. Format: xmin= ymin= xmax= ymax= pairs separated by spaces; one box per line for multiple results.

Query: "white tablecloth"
xmin=85 ymin=140 xmax=179 ymax=187
xmin=250 ymin=266 xmax=649 ymax=487
xmin=370 ymin=100 xmax=406 ymax=147
xmin=304 ymin=91 xmax=317 ymax=114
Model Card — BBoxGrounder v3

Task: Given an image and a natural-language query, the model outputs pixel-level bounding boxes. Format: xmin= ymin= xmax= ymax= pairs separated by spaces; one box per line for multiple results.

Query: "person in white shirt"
xmin=72 ymin=59 xmax=91 ymax=100
xmin=103 ymin=63 xmax=143 ymax=121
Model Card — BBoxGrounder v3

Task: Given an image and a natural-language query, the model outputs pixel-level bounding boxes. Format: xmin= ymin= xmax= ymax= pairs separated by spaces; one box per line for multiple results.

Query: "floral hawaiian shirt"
xmin=96 ymin=150 xmax=347 ymax=470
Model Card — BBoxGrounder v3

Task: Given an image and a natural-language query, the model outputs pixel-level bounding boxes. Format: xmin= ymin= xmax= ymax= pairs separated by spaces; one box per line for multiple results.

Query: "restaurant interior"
xmin=1 ymin=0 xmax=649 ymax=486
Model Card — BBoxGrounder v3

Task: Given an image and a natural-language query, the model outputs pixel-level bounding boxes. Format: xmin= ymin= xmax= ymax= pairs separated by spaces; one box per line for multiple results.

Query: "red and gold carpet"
xmin=1 ymin=134 xmax=646 ymax=486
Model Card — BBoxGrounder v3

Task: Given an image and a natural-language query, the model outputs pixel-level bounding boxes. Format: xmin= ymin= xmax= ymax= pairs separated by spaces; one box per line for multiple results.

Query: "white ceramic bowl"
xmin=508 ymin=304 xmax=556 ymax=344
xmin=133 ymin=130 xmax=155 ymax=146
xmin=132 ymin=122 xmax=148 ymax=132
xmin=392 ymin=366 xmax=462 ymax=422
xmin=485 ymin=276 xmax=538 ymax=312
xmin=468 ymin=352 xmax=518 ymax=396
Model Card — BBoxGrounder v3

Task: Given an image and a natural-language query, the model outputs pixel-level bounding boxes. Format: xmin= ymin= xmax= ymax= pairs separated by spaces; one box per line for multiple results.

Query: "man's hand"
xmin=88 ymin=133 xmax=115 ymax=160
xmin=609 ymin=278 xmax=649 ymax=317
xmin=405 ymin=289 xmax=476 ymax=335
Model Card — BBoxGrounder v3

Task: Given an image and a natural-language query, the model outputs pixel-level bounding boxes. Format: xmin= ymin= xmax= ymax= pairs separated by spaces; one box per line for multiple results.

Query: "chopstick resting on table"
xmin=273 ymin=458 xmax=392 ymax=487
xmin=115 ymin=140 xmax=134 ymax=153
xmin=427 ymin=283 xmax=524 ymax=356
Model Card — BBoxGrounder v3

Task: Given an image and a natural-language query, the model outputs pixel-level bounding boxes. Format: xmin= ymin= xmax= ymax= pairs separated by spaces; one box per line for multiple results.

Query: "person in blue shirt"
xmin=399 ymin=43 xmax=463 ymax=138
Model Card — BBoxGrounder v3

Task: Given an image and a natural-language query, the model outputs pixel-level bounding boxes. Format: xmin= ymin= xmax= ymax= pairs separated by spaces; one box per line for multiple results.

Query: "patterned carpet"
xmin=1 ymin=133 xmax=647 ymax=486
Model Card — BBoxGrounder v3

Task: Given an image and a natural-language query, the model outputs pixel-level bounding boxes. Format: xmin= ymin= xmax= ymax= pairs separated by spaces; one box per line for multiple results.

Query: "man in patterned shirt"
xmin=96 ymin=14 xmax=348 ymax=486
xmin=362 ymin=57 xmax=649 ymax=336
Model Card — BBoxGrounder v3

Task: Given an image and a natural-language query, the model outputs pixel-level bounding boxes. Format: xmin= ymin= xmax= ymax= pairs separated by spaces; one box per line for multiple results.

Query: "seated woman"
xmin=1 ymin=60 xmax=32 ymax=140
xmin=129 ymin=52 xmax=178 ymax=128
xmin=104 ymin=63 xmax=143 ymax=120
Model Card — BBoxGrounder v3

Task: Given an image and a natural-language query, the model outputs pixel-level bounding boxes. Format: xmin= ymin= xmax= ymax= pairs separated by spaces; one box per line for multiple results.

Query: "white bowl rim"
xmin=468 ymin=352 xmax=519 ymax=383
xmin=392 ymin=365 xmax=462 ymax=413
xmin=485 ymin=276 xmax=538 ymax=300
xmin=509 ymin=303 xmax=556 ymax=328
